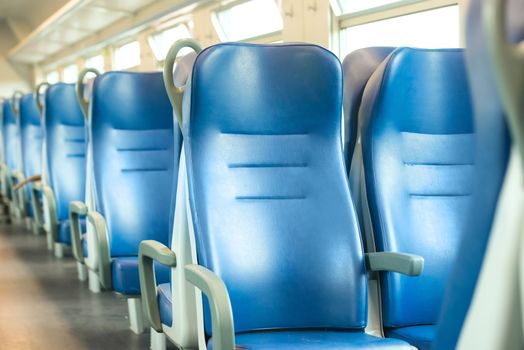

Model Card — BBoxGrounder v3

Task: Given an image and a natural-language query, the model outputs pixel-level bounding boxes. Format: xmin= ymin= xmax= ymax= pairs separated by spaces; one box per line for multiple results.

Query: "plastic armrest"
xmin=366 ymin=252 xmax=424 ymax=276
xmin=69 ymin=201 xmax=88 ymax=263
xmin=30 ymin=181 xmax=44 ymax=227
xmin=138 ymin=240 xmax=177 ymax=332
xmin=87 ymin=211 xmax=112 ymax=289
xmin=40 ymin=185 xmax=58 ymax=240
xmin=13 ymin=174 xmax=42 ymax=191
xmin=185 ymin=264 xmax=235 ymax=350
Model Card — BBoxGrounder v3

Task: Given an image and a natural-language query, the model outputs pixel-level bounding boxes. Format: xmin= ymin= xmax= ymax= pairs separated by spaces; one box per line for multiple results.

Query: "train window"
xmin=62 ymin=64 xmax=78 ymax=83
xmin=213 ymin=0 xmax=283 ymax=41
xmin=149 ymin=23 xmax=192 ymax=61
xmin=113 ymin=41 xmax=141 ymax=70
xmin=46 ymin=71 xmax=59 ymax=84
xmin=85 ymin=54 xmax=105 ymax=73
xmin=333 ymin=0 xmax=405 ymax=14
xmin=339 ymin=5 xmax=459 ymax=57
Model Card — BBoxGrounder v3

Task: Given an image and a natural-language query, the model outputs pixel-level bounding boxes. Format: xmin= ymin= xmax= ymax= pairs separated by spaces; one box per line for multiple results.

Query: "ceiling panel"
xmin=90 ymin=0 xmax=158 ymax=13
xmin=58 ymin=6 xmax=126 ymax=32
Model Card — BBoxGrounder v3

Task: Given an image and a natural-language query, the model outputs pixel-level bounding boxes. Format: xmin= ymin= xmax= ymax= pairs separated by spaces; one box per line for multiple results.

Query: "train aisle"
xmin=0 ymin=219 xmax=171 ymax=350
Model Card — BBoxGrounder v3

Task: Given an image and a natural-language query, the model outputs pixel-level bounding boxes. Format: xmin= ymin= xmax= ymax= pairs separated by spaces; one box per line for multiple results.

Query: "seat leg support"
xmin=54 ymin=243 xmax=64 ymax=258
xmin=128 ymin=297 xmax=146 ymax=334
xmin=77 ymin=262 xmax=88 ymax=281
xmin=150 ymin=328 xmax=166 ymax=350
xmin=46 ymin=231 xmax=53 ymax=251
xmin=88 ymin=269 xmax=101 ymax=293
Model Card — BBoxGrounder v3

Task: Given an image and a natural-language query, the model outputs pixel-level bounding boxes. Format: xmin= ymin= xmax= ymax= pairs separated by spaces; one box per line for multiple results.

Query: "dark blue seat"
xmin=358 ymin=48 xmax=474 ymax=350
xmin=43 ymin=83 xmax=86 ymax=252
xmin=88 ymin=71 xmax=179 ymax=296
xmin=434 ymin=0 xmax=520 ymax=348
xmin=19 ymin=93 xmax=43 ymax=218
xmin=155 ymin=43 xmax=411 ymax=349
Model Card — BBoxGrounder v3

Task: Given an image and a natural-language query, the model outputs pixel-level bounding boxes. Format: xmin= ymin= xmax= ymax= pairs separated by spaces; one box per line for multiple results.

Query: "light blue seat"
xmin=19 ymin=93 xmax=42 ymax=219
xmin=87 ymin=71 xmax=179 ymax=296
xmin=2 ymin=100 xmax=20 ymax=201
xmin=42 ymin=83 xmax=87 ymax=251
xmin=143 ymin=42 xmax=411 ymax=350
xmin=434 ymin=0 xmax=521 ymax=348
xmin=358 ymin=48 xmax=474 ymax=350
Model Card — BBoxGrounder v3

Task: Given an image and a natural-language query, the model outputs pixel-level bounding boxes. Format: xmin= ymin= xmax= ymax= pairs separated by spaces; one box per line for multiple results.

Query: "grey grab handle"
xmin=11 ymin=90 xmax=24 ymax=117
xmin=485 ymin=0 xmax=524 ymax=166
xmin=76 ymin=68 xmax=100 ymax=118
xmin=163 ymin=38 xmax=202 ymax=128
xmin=34 ymin=82 xmax=50 ymax=115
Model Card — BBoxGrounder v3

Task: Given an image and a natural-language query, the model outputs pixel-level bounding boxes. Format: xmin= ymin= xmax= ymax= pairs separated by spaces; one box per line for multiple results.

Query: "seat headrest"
xmin=45 ymin=83 xmax=84 ymax=126
xmin=20 ymin=93 xmax=40 ymax=127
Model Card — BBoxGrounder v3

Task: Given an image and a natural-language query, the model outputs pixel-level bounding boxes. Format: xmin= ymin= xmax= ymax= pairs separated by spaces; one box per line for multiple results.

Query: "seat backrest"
xmin=2 ymin=100 xmax=20 ymax=171
xmin=360 ymin=48 xmax=474 ymax=328
xmin=90 ymin=72 xmax=178 ymax=257
xmin=20 ymin=93 xmax=42 ymax=180
xmin=184 ymin=43 xmax=365 ymax=335
xmin=342 ymin=47 xmax=394 ymax=170
xmin=433 ymin=0 xmax=518 ymax=347
xmin=45 ymin=83 xmax=86 ymax=221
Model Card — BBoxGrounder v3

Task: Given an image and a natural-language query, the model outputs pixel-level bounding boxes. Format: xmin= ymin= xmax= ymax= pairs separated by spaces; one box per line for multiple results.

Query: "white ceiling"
xmin=0 ymin=0 xmax=70 ymax=28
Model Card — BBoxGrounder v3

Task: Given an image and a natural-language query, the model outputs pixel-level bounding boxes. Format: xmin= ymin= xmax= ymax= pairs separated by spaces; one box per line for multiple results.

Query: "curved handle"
xmin=34 ymin=82 xmax=50 ymax=115
xmin=11 ymin=90 xmax=24 ymax=117
xmin=485 ymin=0 xmax=524 ymax=164
xmin=163 ymin=38 xmax=202 ymax=128
xmin=76 ymin=68 xmax=100 ymax=119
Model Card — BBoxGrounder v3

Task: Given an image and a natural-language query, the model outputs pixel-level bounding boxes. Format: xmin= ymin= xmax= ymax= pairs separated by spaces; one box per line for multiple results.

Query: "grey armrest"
xmin=40 ymin=185 xmax=58 ymax=241
xmin=366 ymin=252 xmax=424 ymax=276
xmin=138 ymin=240 xmax=177 ymax=332
xmin=10 ymin=171 xmax=25 ymax=214
xmin=13 ymin=174 xmax=42 ymax=191
xmin=87 ymin=211 xmax=112 ymax=289
xmin=69 ymin=201 xmax=88 ymax=263
xmin=30 ymin=181 xmax=44 ymax=228
xmin=185 ymin=264 xmax=235 ymax=350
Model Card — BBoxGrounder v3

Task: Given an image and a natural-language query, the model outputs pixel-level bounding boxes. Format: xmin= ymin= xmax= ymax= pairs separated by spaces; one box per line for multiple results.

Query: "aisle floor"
xmin=0 ymin=219 xmax=175 ymax=350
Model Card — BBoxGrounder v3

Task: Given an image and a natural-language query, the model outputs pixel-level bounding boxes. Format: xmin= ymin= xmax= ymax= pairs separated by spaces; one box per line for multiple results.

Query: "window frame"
xmin=148 ymin=22 xmax=193 ymax=62
xmin=85 ymin=53 xmax=105 ymax=73
xmin=112 ymin=40 xmax=142 ymax=71
xmin=62 ymin=63 xmax=79 ymax=84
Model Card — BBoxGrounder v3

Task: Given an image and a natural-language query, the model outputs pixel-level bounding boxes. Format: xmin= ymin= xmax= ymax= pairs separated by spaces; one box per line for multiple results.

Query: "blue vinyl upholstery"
xmin=386 ymin=326 xmax=434 ymax=350
xmin=58 ymin=219 xmax=85 ymax=245
xmin=2 ymin=100 xmax=19 ymax=171
xmin=45 ymin=83 xmax=86 ymax=240
xmin=19 ymin=93 xmax=43 ymax=217
xmin=359 ymin=48 xmax=474 ymax=348
xmin=342 ymin=47 xmax=394 ymax=170
xmin=433 ymin=0 xmax=519 ymax=348
xmin=90 ymin=72 xmax=179 ymax=294
xmin=112 ymin=257 xmax=170 ymax=295
xmin=182 ymin=43 xmax=409 ymax=349
xmin=157 ymin=283 xmax=172 ymax=327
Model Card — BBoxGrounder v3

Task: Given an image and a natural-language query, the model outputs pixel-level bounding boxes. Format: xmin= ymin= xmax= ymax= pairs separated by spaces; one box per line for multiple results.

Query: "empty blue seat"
xmin=358 ymin=48 xmax=474 ymax=350
xmin=74 ymin=71 xmax=179 ymax=334
xmin=19 ymin=93 xmax=43 ymax=220
xmin=36 ymin=83 xmax=87 ymax=255
xmin=140 ymin=42 xmax=411 ymax=350
xmin=1 ymin=100 xmax=21 ymax=202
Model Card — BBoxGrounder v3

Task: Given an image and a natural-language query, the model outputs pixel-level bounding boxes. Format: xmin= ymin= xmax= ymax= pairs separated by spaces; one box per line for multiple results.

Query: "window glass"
xmin=113 ymin=41 xmax=141 ymax=70
xmin=85 ymin=54 xmax=105 ymax=73
xmin=46 ymin=71 xmax=59 ymax=84
xmin=149 ymin=24 xmax=192 ymax=61
xmin=62 ymin=64 xmax=78 ymax=83
xmin=339 ymin=5 xmax=460 ymax=57
xmin=214 ymin=0 xmax=283 ymax=41
xmin=334 ymin=0 xmax=405 ymax=14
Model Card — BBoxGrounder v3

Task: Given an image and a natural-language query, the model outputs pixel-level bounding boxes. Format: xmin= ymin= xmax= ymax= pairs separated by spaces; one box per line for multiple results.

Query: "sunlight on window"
xmin=62 ymin=64 xmax=78 ymax=83
xmin=214 ymin=0 xmax=283 ymax=41
xmin=340 ymin=5 xmax=460 ymax=57
xmin=113 ymin=41 xmax=141 ymax=70
xmin=148 ymin=24 xmax=192 ymax=61
xmin=85 ymin=54 xmax=105 ymax=73
xmin=333 ymin=0 xmax=404 ymax=14
xmin=46 ymin=71 xmax=59 ymax=84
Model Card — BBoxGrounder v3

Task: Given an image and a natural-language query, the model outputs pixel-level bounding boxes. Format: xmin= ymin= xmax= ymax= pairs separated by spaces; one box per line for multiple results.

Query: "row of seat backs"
xmin=19 ymin=93 xmax=42 ymax=182
xmin=89 ymin=72 xmax=180 ymax=257
xmin=2 ymin=100 xmax=20 ymax=171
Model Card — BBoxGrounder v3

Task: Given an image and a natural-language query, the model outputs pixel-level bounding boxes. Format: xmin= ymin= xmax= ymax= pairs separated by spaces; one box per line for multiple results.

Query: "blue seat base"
xmin=111 ymin=257 xmax=170 ymax=295
xmin=158 ymin=283 xmax=172 ymax=327
xmin=207 ymin=330 xmax=411 ymax=349
xmin=386 ymin=325 xmax=434 ymax=350
xmin=57 ymin=219 xmax=86 ymax=245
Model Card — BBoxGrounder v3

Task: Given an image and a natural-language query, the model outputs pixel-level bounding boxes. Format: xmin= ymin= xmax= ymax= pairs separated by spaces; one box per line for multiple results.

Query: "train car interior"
xmin=0 ymin=0 xmax=522 ymax=349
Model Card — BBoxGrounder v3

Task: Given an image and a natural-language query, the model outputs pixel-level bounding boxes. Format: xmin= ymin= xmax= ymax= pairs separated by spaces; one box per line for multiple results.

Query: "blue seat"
xmin=2 ymin=100 xmax=21 ymax=201
xmin=87 ymin=71 xmax=179 ymax=296
xmin=19 ymin=93 xmax=43 ymax=219
xmin=434 ymin=0 xmax=520 ymax=348
xmin=358 ymin=48 xmax=474 ymax=350
xmin=40 ymin=83 xmax=86 ymax=252
xmin=144 ymin=43 xmax=411 ymax=349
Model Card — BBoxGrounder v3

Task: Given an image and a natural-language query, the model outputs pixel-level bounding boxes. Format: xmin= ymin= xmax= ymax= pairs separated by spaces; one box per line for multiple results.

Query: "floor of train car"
xmin=0 ymin=219 xmax=177 ymax=350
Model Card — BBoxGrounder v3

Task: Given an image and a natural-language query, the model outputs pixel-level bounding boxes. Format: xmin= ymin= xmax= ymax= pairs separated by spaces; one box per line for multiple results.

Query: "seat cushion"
xmin=386 ymin=325 xmax=434 ymax=350
xmin=111 ymin=257 xmax=170 ymax=295
xmin=57 ymin=219 xmax=86 ymax=245
xmin=208 ymin=330 xmax=411 ymax=350
xmin=157 ymin=283 xmax=172 ymax=327
xmin=82 ymin=233 xmax=88 ymax=257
